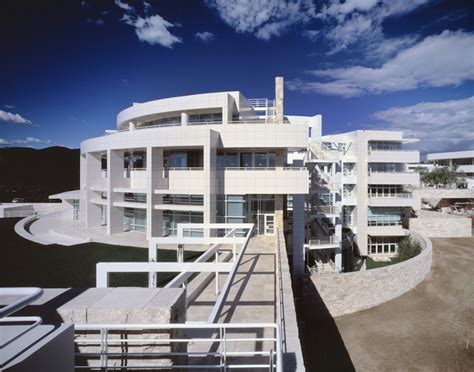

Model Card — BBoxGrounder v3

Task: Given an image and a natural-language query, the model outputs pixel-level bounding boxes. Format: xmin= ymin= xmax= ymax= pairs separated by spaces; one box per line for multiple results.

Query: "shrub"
xmin=394 ymin=237 xmax=421 ymax=263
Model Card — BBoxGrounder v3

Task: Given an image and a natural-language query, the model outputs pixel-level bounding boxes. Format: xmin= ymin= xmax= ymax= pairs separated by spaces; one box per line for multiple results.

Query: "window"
xmin=255 ymin=153 xmax=268 ymax=168
xmin=162 ymin=210 xmax=203 ymax=236
xmin=162 ymin=194 xmax=203 ymax=206
xmin=369 ymin=163 xmax=404 ymax=173
xmin=368 ymin=236 xmax=401 ymax=255
xmin=368 ymin=207 xmax=402 ymax=226
xmin=124 ymin=208 xmax=146 ymax=232
xmin=124 ymin=193 xmax=146 ymax=203
xmin=368 ymin=141 xmax=402 ymax=151
xmin=240 ymin=153 xmax=253 ymax=167
xmin=72 ymin=200 xmax=80 ymax=221
xmin=217 ymin=154 xmax=225 ymax=169
xmin=225 ymin=153 xmax=238 ymax=167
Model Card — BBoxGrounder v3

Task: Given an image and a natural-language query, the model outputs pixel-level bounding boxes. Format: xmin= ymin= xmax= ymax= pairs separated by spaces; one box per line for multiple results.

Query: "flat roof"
xmin=427 ymin=150 xmax=474 ymax=161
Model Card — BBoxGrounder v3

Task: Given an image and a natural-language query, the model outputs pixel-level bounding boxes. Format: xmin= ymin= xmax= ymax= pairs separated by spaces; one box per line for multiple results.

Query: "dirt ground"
xmin=301 ymin=236 xmax=474 ymax=371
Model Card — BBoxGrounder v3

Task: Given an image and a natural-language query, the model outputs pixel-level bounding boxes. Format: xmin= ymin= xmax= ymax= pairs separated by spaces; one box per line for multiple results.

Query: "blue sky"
xmin=0 ymin=0 xmax=473 ymax=154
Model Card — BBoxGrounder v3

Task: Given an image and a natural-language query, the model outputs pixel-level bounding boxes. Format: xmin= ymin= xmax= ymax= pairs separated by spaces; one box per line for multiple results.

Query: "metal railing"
xmin=248 ymin=98 xmax=275 ymax=108
xmin=74 ymin=323 xmax=281 ymax=370
xmin=308 ymin=236 xmax=340 ymax=246
xmin=0 ymin=288 xmax=44 ymax=369
xmin=275 ymin=229 xmax=286 ymax=367
xmin=368 ymin=192 xmax=413 ymax=198
xmin=166 ymin=167 xmax=204 ymax=171
xmin=310 ymin=205 xmax=340 ymax=214
xmin=220 ymin=166 xmax=306 ymax=171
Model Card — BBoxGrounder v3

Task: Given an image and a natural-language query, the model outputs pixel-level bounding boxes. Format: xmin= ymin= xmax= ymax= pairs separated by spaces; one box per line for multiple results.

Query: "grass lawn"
xmin=365 ymin=257 xmax=393 ymax=269
xmin=0 ymin=218 xmax=203 ymax=288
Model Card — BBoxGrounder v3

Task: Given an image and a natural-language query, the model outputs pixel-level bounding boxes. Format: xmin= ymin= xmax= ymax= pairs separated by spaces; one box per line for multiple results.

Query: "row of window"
xmin=217 ymin=152 xmax=277 ymax=168
xmin=368 ymin=141 xmax=402 ymax=151
xmin=368 ymin=236 xmax=401 ymax=255
xmin=162 ymin=194 xmax=204 ymax=206
xmin=368 ymin=163 xmax=405 ymax=173
xmin=368 ymin=185 xmax=407 ymax=197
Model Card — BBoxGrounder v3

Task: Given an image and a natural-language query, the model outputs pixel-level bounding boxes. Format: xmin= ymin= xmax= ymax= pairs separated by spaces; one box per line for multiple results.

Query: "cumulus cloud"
xmin=287 ymin=30 xmax=474 ymax=97
xmin=0 ymin=109 xmax=32 ymax=125
xmin=317 ymin=0 xmax=430 ymax=56
xmin=116 ymin=1 xmax=182 ymax=47
xmin=206 ymin=0 xmax=315 ymax=40
xmin=0 ymin=137 xmax=51 ymax=146
xmin=114 ymin=0 xmax=133 ymax=12
xmin=372 ymin=97 xmax=474 ymax=153
xmin=195 ymin=31 xmax=215 ymax=43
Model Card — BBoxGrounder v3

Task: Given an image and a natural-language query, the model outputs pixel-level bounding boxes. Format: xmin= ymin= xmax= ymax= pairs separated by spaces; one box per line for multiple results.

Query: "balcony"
xmin=305 ymin=235 xmax=340 ymax=249
xmin=309 ymin=205 xmax=340 ymax=217
xmin=368 ymin=172 xmax=420 ymax=185
xmin=367 ymin=225 xmax=407 ymax=236
xmin=368 ymin=193 xmax=420 ymax=208
xmin=218 ymin=167 xmax=308 ymax=194
xmin=368 ymin=149 xmax=419 ymax=163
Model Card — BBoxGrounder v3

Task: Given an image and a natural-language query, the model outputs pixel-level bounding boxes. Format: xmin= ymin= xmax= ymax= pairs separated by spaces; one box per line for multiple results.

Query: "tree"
xmin=419 ymin=165 xmax=461 ymax=187
xmin=395 ymin=237 xmax=422 ymax=263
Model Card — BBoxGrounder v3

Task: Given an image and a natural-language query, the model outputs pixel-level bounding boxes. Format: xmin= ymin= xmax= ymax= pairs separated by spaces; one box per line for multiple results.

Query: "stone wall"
xmin=309 ymin=232 xmax=432 ymax=318
xmin=410 ymin=210 xmax=472 ymax=238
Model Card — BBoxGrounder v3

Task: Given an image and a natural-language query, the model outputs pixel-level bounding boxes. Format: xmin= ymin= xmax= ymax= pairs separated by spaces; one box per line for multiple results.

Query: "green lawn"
xmin=365 ymin=257 xmax=393 ymax=269
xmin=0 ymin=218 xmax=202 ymax=288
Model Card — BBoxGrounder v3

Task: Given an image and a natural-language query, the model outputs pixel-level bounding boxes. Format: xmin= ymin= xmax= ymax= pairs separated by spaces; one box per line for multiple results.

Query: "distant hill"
xmin=0 ymin=146 xmax=79 ymax=202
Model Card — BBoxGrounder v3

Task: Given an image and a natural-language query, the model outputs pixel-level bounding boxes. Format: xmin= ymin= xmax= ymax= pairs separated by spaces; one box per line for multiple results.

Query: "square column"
xmin=107 ymin=149 xmax=124 ymax=235
xmin=85 ymin=152 xmax=102 ymax=228
xmin=292 ymin=159 xmax=305 ymax=290
xmin=203 ymin=129 xmax=219 ymax=236
xmin=147 ymin=147 xmax=163 ymax=240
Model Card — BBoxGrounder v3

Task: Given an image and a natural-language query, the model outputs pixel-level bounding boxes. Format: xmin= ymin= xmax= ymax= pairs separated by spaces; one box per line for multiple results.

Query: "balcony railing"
xmin=219 ymin=166 xmax=306 ymax=171
xmin=368 ymin=192 xmax=413 ymax=199
xmin=310 ymin=205 xmax=339 ymax=214
xmin=367 ymin=219 xmax=403 ymax=226
xmin=308 ymin=236 xmax=340 ymax=246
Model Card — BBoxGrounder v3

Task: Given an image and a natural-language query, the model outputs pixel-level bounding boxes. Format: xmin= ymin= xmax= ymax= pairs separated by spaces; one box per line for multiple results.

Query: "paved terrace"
xmin=303 ymin=236 xmax=474 ymax=371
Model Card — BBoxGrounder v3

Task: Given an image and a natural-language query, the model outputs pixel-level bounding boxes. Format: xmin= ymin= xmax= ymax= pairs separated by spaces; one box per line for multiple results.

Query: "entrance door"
xmin=264 ymin=214 xmax=275 ymax=235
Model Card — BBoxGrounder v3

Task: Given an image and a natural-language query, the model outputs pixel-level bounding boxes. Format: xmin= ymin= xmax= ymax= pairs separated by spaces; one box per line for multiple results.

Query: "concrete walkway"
xmin=187 ymin=235 xmax=276 ymax=324
xmin=187 ymin=235 xmax=277 ymax=361
xmin=302 ymin=236 xmax=474 ymax=371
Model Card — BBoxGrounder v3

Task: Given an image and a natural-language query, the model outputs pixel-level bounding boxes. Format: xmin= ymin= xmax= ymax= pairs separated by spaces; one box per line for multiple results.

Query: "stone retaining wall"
xmin=310 ymin=232 xmax=432 ymax=318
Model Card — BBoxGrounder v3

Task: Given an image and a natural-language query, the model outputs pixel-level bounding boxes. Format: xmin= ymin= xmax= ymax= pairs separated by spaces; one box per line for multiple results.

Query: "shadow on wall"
xmin=298 ymin=276 xmax=355 ymax=372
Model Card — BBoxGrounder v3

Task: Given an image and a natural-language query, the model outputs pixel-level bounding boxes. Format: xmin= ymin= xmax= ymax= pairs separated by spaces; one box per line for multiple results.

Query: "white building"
xmin=426 ymin=150 xmax=474 ymax=189
xmin=71 ymin=77 xmax=420 ymax=275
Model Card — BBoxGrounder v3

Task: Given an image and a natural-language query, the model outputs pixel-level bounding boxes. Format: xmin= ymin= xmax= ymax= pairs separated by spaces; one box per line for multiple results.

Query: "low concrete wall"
xmin=277 ymin=229 xmax=305 ymax=372
xmin=14 ymin=215 xmax=53 ymax=245
xmin=410 ymin=210 xmax=472 ymax=238
xmin=310 ymin=232 xmax=432 ymax=318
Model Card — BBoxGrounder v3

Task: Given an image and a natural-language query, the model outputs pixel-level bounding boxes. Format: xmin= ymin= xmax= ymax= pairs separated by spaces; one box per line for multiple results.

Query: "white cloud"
xmin=0 ymin=109 xmax=32 ymax=125
xmin=195 ymin=31 xmax=215 ymax=43
xmin=372 ymin=96 xmax=474 ymax=153
xmin=114 ymin=0 xmax=133 ymax=12
xmin=0 ymin=137 xmax=51 ymax=146
xmin=116 ymin=1 xmax=182 ymax=48
xmin=318 ymin=0 xmax=430 ymax=56
xmin=206 ymin=0 xmax=315 ymax=40
xmin=287 ymin=30 xmax=474 ymax=97
xmin=3 ymin=104 xmax=15 ymax=109
xmin=122 ymin=14 xmax=182 ymax=47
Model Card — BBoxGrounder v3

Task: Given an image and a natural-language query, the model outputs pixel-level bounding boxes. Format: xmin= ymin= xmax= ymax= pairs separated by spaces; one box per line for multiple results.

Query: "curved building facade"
xmin=80 ymin=78 xmax=310 ymax=240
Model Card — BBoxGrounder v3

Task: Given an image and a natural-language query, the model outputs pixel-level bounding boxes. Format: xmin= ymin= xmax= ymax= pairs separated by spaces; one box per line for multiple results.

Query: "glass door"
xmin=264 ymin=214 xmax=275 ymax=235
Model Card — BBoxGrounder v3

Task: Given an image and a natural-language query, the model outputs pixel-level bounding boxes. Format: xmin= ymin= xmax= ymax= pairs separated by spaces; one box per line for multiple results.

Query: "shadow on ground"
xmin=298 ymin=277 xmax=355 ymax=371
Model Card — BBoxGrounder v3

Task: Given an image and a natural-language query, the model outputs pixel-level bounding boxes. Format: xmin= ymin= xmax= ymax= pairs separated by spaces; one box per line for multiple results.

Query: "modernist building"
xmin=426 ymin=150 xmax=474 ymax=189
xmin=80 ymin=78 xmax=309 ymax=243
xmin=77 ymin=77 xmax=420 ymax=275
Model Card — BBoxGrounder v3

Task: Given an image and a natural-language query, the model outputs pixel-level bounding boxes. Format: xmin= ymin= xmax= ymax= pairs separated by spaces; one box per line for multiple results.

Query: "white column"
xmin=86 ymin=152 xmax=102 ymax=228
xmin=292 ymin=159 xmax=305 ymax=289
xmin=203 ymin=129 xmax=218 ymax=237
xmin=147 ymin=147 xmax=163 ymax=240
xmin=107 ymin=149 xmax=124 ymax=235
xmin=181 ymin=112 xmax=189 ymax=126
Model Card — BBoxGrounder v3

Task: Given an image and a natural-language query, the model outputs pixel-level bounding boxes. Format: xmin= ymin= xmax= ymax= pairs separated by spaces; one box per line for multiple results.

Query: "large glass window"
xmin=369 ymin=163 xmax=405 ymax=173
xmin=368 ymin=207 xmax=402 ymax=226
xmin=225 ymin=153 xmax=238 ymax=167
xmin=124 ymin=193 xmax=146 ymax=203
xmin=369 ymin=141 xmax=402 ymax=151
xmin=162 ymin=210 xmax=203 ymax=236
xmin=124 ymin=208 xmax=146 ymax=232
xmin=255 ymin=153 xmax=268 ymax=168
xmin=217 ymin=154 xmax=225 ymax=169
xmin=240 ymin=153 xmax=253 ymax=167
xmin=163 ymin=194 xmax=203 ymax=205
xmin=368 ymin=236 xmax=401 ymax=255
